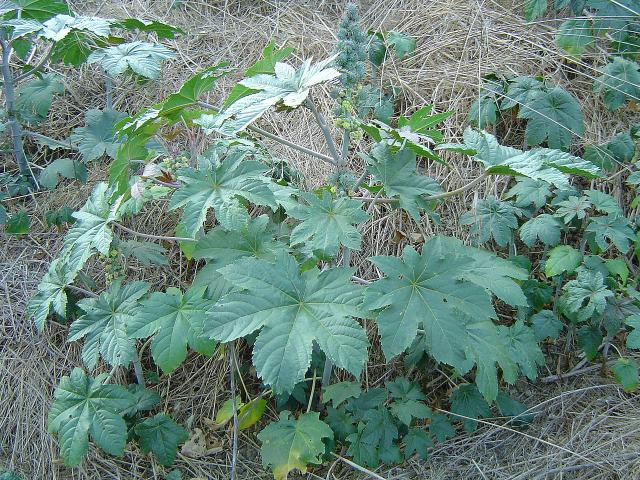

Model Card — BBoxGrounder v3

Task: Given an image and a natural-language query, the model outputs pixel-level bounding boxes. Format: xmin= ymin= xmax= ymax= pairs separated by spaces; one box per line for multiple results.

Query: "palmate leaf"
xmin=347 ymin=407 xmax=401 ymax=467
xmin=517 ymin=86 xmax=584 ymax=150
xmin=48 ymin=368 xmax=135 ymax=466
xmin=498 ymin=321 xmax=544 ymax=380
xmin=449 ymin=384 xmax=491 ymax=432
xmin=500 ymin=76 xmax=545 ymax=110
xmin=545 ymin=245 xmax=582 ymax=277
xmin=322 ymin=381 xmax=362 ymax=408
xmin=192 ymin=215 xmax=287 ymax=298
xmin=404 ymin=427 xmax=433 ymax=459
xmin=449 ymin=128 xmax=600 ymax=188
xmin=554 ymin=195 xmax=591 ymax=223
xmin=115 ymin=18 xmax=184 ymax=39
xmin=168 ymin=150 xmax=277 ymax=236
xmin=460 ymin=196 xmax=520 ymax=246
xmin=556 ymin=19 xmax=594 ymax=58
xmin=288 ymin=191 xmax=368 ymax=257
xmin=118 ymin=239 xmax=168 ymax=266
xmin=37 ymin=14 xmax=111 ymax=41
xmin=561 ymin=270 xmax=613 ymax=322
xmin=134 ymin=413 xmax=188 ymax=466
xmin=258 ymin=411 xmax=333 ymax=480
xmin=2 ymin=0 xmax=69 ymax=21
xmin=362 ymin=143 xmax=441 ymax=222
xmin=506 ymin=178 xmax=552 ymax=208
xmin=70 ymin=109 xmax=127 ymax=162
xmin=594 ymin=57 xmax=640 ymax=110
xmin=38 ymin=158 xmax=87 ymax=189
xmin=61 ymin=182 xmax=123 ymax=270
xmin=469 ymin=76 xmax=506 ymax=128
xmin=530 ymin=309 xmax=564 ymax=340
xmin=206 ymin=56 xmax=340 ymax=135
xmin=585 ymin=215 xmax=636 ymax=253
xmin=519 ymin=214 xmax=563 ymax=246
xmin=27 ymin=258 xmax=78 ymax=332
xmin=524 ymin=0 xmax=548 ymax=20
xmin=68 ymin=279 xmax=150 ymax=370
xmin=128 ymin=286 xmax=216 ymax=374
xmin=87 ymin=41 xmax=175 ymax=79
xmin=207 ymin=252 xmax=369 ymax=394
xmin=364 ymin=237 xmax=527 ymax=401
xmin=16 ymin=74 xmax=64 ymax=123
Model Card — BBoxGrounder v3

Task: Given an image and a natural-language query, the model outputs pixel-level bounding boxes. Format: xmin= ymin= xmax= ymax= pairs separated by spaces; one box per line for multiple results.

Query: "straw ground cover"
xmin=2 ymin=0 xmax=640 ymax=478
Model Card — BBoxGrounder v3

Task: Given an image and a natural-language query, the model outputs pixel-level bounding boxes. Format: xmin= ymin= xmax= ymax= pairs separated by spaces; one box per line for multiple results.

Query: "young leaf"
xmin=258 ymin=411 xmax=333 ymax=480
xmin=427 ymin=412 xmax=455 ymax=442
xmin=561 ymin=270 xmax=613 ymax=322
xmin=27 ymin=258 xmax=78 ymax=332
xmin=404 ymin=427 xmax=433 ymax=459
xmin=577 ymin=324 xmax=602 ymax=360
xmin=519 ymin=214 xmax=563 ymax=247
xmin=70 ymin=109 xmax=127 ymax=162
xmin=288 ymin=191 xmax=368 ymax=257
xmin=68 ymin=279 xmax=150 ymax=370
xmin=554 ymin=195 xmax=591 ymax=223
xmin=545 ymin=245 xmax=582 ymax=277
xmin=362 ymin=143 xmax=441 ymax=222
xmin=517 ymin=87 xmax=584 ymax=150
xmin=612 ymin=358 xmax=639 ymax=392
xmin=134 ymin=413 xmax=188 ymax=466
xmin=207 ymin=252 xmax=369 ymax=394
xmin=498 ymin=321 xmax=545 ymax=380
xmin=585 ymin=215 xmax=636 ymax=253
xmin=585 ymin=190 xmax=622 ymax=216
xmin=506 ymin=178 xmax=552 ymax=208
xmin=346 ymin=408 xmax=401 ymax=466
xmin=502 ymin=76 xmax=546 ymax=111
xmin=322 ymin=381 xmax=362 ymax=408
xmin=16 ymin=74 xmax=64 ymax=122
xmin=530 ymin=309 xmax=564 ymax=340
xmin=118 ymin=239 xmax=168 ymax=266
xmin=48 ymin=368 xmax=135 ymax=466
xmin=168 ymin=150 xmax=277 ymax=236
xmin=38 ymin=158 xmax=87 ymax=189
xmin=625 ymin=315 xmax=640 ymax=349
xmin=556 ymin=19 xmax=594 ymax=57
xmin=61 ymin=183 xmax=123 ymax=269
xmin=593 ymin=57 xmax=640 ymax=110
xmin=5 ymin=210 xmax=29 ymax=235
xmin=87 ymin=41 xmax=175 ymax=79
xmin=128 ymin=286 xmax=216 ymax=374
xmin=469 ymin=76 xmax=506 ymax=128
xmin=460 ymin=196 xmax=520 ymax=246
xmin=449 ymin=384 xmax=491 ymax=432
xmin=387 ymin=31 xmax=416 ymax=59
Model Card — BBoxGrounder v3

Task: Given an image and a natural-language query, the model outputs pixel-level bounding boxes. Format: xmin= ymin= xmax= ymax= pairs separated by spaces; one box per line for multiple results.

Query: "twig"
xmin=114 ymin=222 xmax=196 ymax=242
xmin=330 ymin=453 xmax=388 ymax=480
xmin=541 ymin=359 xmax=617 ymax=383
xmin=307 ymin=369 xmax=317 ymax=413
xmin=67 ymin=284 xmax=98 ymax=298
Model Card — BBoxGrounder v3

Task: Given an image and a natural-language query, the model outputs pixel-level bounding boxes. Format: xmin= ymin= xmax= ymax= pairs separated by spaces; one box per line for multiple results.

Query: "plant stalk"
xmin=0 ymin=33 xmax=33 ymax=184
xmin=306 ymin=97 xmax=343 ymax=166
xmin=132 ymin=353 xmax=145 ymax=386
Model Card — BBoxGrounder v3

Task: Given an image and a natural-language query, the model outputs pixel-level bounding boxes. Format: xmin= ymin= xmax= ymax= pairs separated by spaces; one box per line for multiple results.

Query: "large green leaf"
xmin=501 ymin=76 xmax=545 ymax=110
xmin=207 ymin=252 xmax=369 ymax=394
xmin=87 ymin=41 xmax=175 ymax=79
xmin=48 ymin=368 xmax=135 ymax=466
xmin=258 ymin=411 xmax=333 ymax=480
xmin=134 ymin=413 xmax=188 ymax=466
xmin=362 ymin=143 xmax=441 ymax=222
xmin=128 ymin=286 xmax=216 ymax=374
xmin=3 ymin=0 xmax=69 ymax=21
xmin=168 ymin=150 xmax=277 ymax=236
xmin=593 ymin=57 xmax=640 ymax=110
xmin=288 ymin=191 xmax=367 ymax=257
xmin=364 ymin=239 xmax=524 ymax=401
xmin=506 ymin=178 xmax=552 ymax=208
xmin=545 ymin=245 xmax=582 ymax=277
xmin=27 ymin=258 xmax=78 ymax=332
xmin=498 ymin=320 xmax=544 ymax=379
xmin=16 ymin=74 xmax=64 ymax=123
xmin=61 ymin=182 xmax=123 ymax=270
xmin=68 ymin=279 xmax=150 ymax=370
xmin=70 ymin=109 xmax=127 ymax=162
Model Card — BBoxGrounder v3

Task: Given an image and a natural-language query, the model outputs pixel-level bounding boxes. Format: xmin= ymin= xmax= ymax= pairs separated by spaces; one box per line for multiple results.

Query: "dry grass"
xmin=2 ymin=0 xmax=640 ymax=478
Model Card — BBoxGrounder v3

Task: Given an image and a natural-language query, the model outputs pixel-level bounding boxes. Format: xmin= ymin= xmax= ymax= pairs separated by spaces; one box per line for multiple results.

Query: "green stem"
xmin=114 ymin=222 xmax=196 ymax=242
xmin=306 ymin=97 xmax=342 ymax=166
xmin=23 ymin=130 xmax=74 ymax=149
xmin=0 ymin=33 xmax=33 ymax=184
